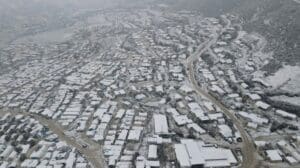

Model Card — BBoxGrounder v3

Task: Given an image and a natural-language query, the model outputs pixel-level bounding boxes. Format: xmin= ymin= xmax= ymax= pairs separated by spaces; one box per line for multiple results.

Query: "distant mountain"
xmin=166 ymin=0 xmax=241 ymax=16
xmin=234 ymin=0 xmax=300 ymax=65
xmin=0 ymin=0 xmax=156 ymax=48
xmin=0 ymin=0 xmax=77 ymax=47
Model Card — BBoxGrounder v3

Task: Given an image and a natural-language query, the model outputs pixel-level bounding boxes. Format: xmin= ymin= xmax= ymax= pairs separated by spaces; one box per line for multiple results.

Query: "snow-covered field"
xmin=271 ymin=95 xmax=300 ymax=106
xmin=281 ymin=74 xmax=300 ymax=93
xmin=293 ymin=0 xmax=300 ymax=4
xmin=266 ymin=65 xmax=300 ymax=92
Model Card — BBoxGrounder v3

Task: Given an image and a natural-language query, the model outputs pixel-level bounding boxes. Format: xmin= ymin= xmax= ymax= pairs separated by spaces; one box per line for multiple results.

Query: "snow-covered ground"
xmin=293 ymin=0 xmax=300 ymax=4
xmin=13 ymin=27 xmax=75 ymax=44
xmin=281 ymin=73 xmax=300 ymax=93
xmin=266 ymin=65 xmax=300 ymax=92
xmin=271 ymin=95 xmax=300 ymax=106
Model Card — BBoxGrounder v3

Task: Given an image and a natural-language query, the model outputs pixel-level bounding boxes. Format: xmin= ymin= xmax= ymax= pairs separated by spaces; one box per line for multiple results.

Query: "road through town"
xmin=186 ymin=16 xmax=258 ymax=168
xmin=0 ymin=109 xmax=108 ymax=168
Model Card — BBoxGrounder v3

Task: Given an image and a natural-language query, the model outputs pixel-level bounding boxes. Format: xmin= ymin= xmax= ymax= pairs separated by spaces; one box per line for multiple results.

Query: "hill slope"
xmin=167 ymin=0 xmax=300 ymax=65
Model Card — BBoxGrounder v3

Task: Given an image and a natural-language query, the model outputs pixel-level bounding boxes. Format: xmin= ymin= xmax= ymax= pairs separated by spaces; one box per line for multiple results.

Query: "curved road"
xmin=32 ymin=114 xmax=108 ymax=168
xmin=0 ymin=109 xmax=107 ymax=168
xmin=186 ymin=16 xmax=258 ymax=168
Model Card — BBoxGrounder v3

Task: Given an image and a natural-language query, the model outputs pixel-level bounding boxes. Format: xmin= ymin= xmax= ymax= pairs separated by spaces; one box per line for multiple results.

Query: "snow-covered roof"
xmin=187 ymin=123 xmax=206 ymax=134
xmin=153 ymin=114 xmax=169 ymax=135
xmin=266 ymin=150 xmax=282 ymax=161
xmin=188 ymin=102 xmax=206 ymax=118
xmin=203 ymin=102 xmax=215 ymax=111
xmin=238 ymin=111 xmax=268 ymax=125
xmin=173 ymin=115 xmax=192 ymax=126
xmin=115 ymin=109 xmax=126 ymax=119
xmin=21 ymin=159 xmax=39 ymax=168
xmin=255 ymin=101 xmax=271 ymax=110
xmin=148 ymin=145 xmax=158 ymax=159
xmin=174 ymin=144 xmax=191 ymax=167
xmin=117 ymin=130 xmax=129 ymax=141
xmin=218 ymin=124 xmax=233 ymax=138
xmin=127 ymin=129 xmax=142 ymax=141
xmin=180 ymin=84 xmax=194 ymax=93
xmin=211 ymin=85 xmax=225 ymax=95
xmin=275 ymin=110 xmax=297 ymax=120
xmin=247 ymin=93 xmax=261 ymax=101
xmin=166 ymin=108 xmax=180 ymax=116
xmin=175 ymin=139 xmax=237 ymax=168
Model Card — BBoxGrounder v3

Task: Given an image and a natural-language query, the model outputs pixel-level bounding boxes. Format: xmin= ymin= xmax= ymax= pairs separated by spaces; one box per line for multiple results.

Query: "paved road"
xmin=32 ymin=114 xmax=108 ymax=168
xmin=186 ymin=16 xmax=258 ymax=168
xmin=0 ymin=109 xmax=107 ymax=168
